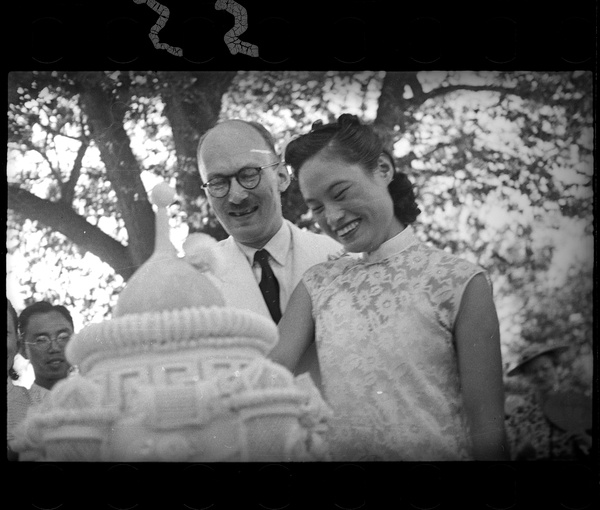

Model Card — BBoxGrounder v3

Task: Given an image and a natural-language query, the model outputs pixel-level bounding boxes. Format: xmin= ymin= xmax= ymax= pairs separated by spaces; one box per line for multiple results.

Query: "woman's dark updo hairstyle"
xmin=285 ymin=114 xmax=420 ymax=225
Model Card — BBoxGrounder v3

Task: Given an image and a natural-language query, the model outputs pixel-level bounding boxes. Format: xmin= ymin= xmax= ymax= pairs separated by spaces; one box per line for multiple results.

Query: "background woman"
xmin=270 ymin=114 xmax=509 ymax=461
xmin=505 ymin=342 xmax=592 ymax=460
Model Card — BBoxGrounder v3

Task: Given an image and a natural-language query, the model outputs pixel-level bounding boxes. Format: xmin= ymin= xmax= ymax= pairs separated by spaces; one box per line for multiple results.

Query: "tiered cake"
xmin=13 ymin=183 xmax=331 ymax=462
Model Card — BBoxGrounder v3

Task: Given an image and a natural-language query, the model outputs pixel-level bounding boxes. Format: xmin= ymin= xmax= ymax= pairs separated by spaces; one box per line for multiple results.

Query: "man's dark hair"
xmin=18 ymin=301 xmax=74 ymax=335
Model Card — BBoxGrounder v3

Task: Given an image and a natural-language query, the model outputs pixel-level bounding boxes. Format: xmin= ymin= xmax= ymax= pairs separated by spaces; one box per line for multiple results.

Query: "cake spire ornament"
xmin=113 ymin=181 xmax=225 ymax=316
xmin=13 ymin=182 xmax=332 ymax=462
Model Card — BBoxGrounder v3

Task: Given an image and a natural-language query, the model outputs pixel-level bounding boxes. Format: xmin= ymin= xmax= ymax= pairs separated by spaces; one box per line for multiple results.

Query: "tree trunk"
xmin=78 ymin=74 xmax=156 ymax=269
xmin=161 ymin=71 xmax=237 ymax=240
xmin=375 ymin=72 xmax=424 ymax=133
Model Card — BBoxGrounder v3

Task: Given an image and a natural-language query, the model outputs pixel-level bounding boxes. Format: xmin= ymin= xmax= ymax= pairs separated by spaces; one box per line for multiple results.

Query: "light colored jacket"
xmin=207 ymin=220 xmax=342 ymax=385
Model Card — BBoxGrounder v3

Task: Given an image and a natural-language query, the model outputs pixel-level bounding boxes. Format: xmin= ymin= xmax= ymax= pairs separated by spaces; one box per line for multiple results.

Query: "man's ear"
xmin=375 ymin=153 xmax=395 ymax=185
xmin=276 ymin=163 xmax=292 ymax=192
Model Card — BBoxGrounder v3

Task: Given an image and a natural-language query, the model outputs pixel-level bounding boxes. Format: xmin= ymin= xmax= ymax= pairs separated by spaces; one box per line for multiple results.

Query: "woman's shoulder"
xmin=414 ymin=242 xmax=484 ymax=277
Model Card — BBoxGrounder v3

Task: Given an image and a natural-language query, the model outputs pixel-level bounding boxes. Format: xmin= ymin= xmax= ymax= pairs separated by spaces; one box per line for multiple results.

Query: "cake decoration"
xmin=13 ymin=182 xmax=332 ymax=462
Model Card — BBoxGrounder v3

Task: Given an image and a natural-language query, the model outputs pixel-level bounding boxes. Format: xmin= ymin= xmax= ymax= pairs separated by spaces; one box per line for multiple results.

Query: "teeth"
xmin=337 ymin=221 xmax=360 ymax=237
xmin=230 ymin=207 xmax=256 ymax=217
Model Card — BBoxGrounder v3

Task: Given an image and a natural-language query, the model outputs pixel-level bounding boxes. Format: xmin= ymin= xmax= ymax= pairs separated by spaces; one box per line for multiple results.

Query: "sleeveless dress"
xmin=302 ymin=226 xmax=486 ymax=461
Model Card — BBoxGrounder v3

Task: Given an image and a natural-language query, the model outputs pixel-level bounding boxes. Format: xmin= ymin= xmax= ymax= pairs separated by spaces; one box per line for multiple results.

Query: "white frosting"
xmin=12 ymin=182 xmax=332 ymax=462
xmin=67 ymin=306 xmax=278 ymax=369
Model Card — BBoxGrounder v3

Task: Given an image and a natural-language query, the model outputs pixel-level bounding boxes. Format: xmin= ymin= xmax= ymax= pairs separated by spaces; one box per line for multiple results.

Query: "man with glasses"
xmin=7 ymin=301 xmax=74 ymax=459
xmin=19 ymin=301 xmax=74 ymax=391
xmin=197 ymin=119 xmax=341 ymax=385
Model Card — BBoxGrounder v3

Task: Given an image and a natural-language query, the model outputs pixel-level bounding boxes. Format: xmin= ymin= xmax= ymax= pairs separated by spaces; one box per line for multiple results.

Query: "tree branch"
xmin=375 ymin=72 xmax=418 ymax=131
xmin=420 ymin=84 xmax=523 ymax=103
xmin=61 ymin=140 xmax=88 ymax=205
xmin=405 ymin=73 xmax=425 ymax=100
xmin=45 ymin=127 xmax=87 ymax=144
xmin=22 ymin=137 xmax=63 ymax=186
xmin=8 ymin=184 xmax=135 ymax=280
xmin=395 ymin=141 xmax=457 ymax=171
xmin=43 ymin=132 xmax=67 ymax=186
xmin=160 ymin=71 xmax=235 ymax=239
xmin=419 ymin=80 xmax=581 ymax=108
xmin=78 ymin=75 xmax=155 ymax=268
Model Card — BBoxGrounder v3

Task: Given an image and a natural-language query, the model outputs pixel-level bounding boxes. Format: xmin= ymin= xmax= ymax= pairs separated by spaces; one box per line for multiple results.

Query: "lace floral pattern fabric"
xmin=303 ymin=227 xmax=484 ymax=461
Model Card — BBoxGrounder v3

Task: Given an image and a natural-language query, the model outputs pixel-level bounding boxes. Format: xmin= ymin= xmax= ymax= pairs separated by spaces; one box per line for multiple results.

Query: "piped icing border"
xmin=66 ymin=306 xmax=278 ymax=367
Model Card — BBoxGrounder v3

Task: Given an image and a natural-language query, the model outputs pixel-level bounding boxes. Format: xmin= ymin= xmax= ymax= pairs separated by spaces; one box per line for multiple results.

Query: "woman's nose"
xmin=325 ymin=206 xmax=344 ymax=226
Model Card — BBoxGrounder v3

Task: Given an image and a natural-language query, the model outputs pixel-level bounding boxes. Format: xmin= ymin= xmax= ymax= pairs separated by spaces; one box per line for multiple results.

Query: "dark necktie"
xmin=254 ymin=249 xmax=282 ymax=323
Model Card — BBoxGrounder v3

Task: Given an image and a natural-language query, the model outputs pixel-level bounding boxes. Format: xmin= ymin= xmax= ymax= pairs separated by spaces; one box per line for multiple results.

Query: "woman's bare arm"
xmin=455 ymin=273 xmax=510 ymax=461
xmin=269 ymin=280 xmax=315 ymax=373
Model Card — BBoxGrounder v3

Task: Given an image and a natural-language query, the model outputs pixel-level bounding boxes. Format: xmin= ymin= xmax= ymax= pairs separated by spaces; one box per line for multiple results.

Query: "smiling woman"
xmin=298 ymin=154 xmax=401 ymax=253
xmin=285 ymin=116 xmax=421 ymax=253
xmin=270 ymin=114 xmax=510 ymax=461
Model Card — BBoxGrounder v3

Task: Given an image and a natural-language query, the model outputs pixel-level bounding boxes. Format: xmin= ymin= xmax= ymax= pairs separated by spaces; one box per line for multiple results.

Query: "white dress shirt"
xmin=236 ymin=221 xmax=294 ymax=313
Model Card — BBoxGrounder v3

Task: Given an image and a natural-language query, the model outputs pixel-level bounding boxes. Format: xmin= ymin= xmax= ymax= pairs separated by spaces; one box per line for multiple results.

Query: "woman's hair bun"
xmin=310 ymin=119 xmax=324 ymax=131
xmin=337 ymin=114 xmax=360 ymax=128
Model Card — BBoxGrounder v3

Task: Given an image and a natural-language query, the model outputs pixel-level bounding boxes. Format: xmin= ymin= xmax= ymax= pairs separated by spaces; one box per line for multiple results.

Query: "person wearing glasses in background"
xmin=20 ymin=302 xmax=74 ymax=391
xmin=196 ymin=120 xmax=342 ymax=387
xmin=7 ymin=301 xmax=74 ymax=459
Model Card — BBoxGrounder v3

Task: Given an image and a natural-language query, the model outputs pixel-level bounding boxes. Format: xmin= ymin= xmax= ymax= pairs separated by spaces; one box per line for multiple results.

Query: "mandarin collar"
xmin=361 ymin=225 xmax=417 ymax=264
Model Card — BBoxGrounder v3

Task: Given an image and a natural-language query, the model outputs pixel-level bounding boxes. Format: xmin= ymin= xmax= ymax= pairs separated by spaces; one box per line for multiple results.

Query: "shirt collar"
xmin=361 ymin=225 xmax=417 ymax=264
xmin=236 ymin=221 xmax=291 ymax=267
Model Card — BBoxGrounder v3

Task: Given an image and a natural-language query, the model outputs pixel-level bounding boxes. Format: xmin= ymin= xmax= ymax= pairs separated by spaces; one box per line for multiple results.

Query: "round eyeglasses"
xmin=201 ymin=161 xmax=280 ymax=198
xmin=25 ymin=332 xmax=72 ymax=349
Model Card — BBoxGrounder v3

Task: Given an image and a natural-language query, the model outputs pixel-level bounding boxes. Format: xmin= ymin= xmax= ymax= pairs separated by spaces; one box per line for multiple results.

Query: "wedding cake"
xmin=13 ymin=183 xmax=331 ymax=462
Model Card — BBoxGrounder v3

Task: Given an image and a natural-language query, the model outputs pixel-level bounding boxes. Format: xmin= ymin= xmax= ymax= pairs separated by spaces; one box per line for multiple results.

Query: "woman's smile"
xmin=335 ymin=219 xmax=361 ymax=239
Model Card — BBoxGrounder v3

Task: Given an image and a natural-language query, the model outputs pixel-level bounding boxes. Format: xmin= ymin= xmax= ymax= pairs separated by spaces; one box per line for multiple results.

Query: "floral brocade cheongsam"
xmin=303 ymin=226 xmax=486 ymax=461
